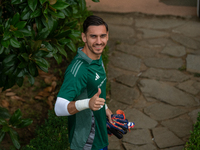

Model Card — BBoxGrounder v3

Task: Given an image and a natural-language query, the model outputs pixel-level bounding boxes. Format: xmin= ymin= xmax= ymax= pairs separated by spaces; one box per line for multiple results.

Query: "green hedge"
xmin=22 ymin=110 xmax=69 ymax=150
xmin=184 ymin=112 xmax=200 ymax=150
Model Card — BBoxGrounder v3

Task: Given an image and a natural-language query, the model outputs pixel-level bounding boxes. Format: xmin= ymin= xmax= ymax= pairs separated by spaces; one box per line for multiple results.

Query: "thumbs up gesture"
xmin=89 ymin=88 xmax=105 ymax=111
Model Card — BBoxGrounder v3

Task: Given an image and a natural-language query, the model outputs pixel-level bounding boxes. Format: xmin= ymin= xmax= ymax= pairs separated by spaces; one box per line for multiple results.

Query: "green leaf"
xmin=49 ymin=10 xmax=65 ymax=19
xmin=67 ymin=40 xmax=76 ymax=52
xmin=30 ymin=9 xmax=42 ymax=18
xmin=58 ymin=38 xmax=70 ymax=45
xmin=2 ymin=125 xmax=9 ymax=132
xmin=2 ymin=54 xmax=17 ymax=64
xmin=28 ymin=0 xmax=38 ymax=11
xmin=39 ymin=0 xmax=47 ymax=4
xmin=11 ymin=0 xmax=26 ymax=4
xmin=9 ymin=128 xmax=20 ymax=149
xmin=1 ymin=39 xmax=10 ymax=48
xmin=34 ymin=50 xmax=49 ymax=57
xmin=0 ymin=118 xmax=7 ymax=126
xmin=28 ymin=61 xmax=38 ymax=76
xmin=54 ymin=44 xmax=67 ymax=58
xmin=16 ymin=118 xmax=33 ymax=128
xmin=17 ymin=69 xmax=25 ymax=77
xmin=27 ymin=74 xmax=35 ymax=85
xmin=18 ymin=28 xmax=33 ymax=36
xmin=79 ymin=0 xmax=86 ymax=12
xmin=4 ymin=66 xmax=16 ymax=75
xmin=51 ymin=1 xmax=69 ymax=10
xmin=21 ymin=53 xmax=29 ymax=62
xmin=35 ymin=18 xmax=43 ymax=32
xmin=55 ymin=30 xmax=71 ymax=39
xmin=18 ymin=61 xmax=28 ymax=68
xmin=35 ymin=57 xmax=50 ymax=68
xmin=53 ymin=53 xmax=62 ymax=64
xmin=16 ymin=77 xmax=23 ymax=87
xmin=65 ymin=20 xmax=78 ymax=28
xmin=0 ymin=46 xmax=4 ymax=54
xmin=0 ymin=24 xmax=4 ymax=34
xmin=42 ymin=41 xmax=54 ymax=51
xmin=5 ymin=18 xmax=11 ymax=30
xmin=0 ymin=130 xmax=6 ymax=143
xmin=10 ymin=38 xmax=21 ymax=48
xmin=60 ymin=8 xmax=71 ymax=16
xmin=15 ymin=21 xmax=27 ymax=30
xmin=21 ymin=10 xmax=32 ymax=20
xmin=3 ymin=30 xmax=12 ymax=40
xmin=36 ymin=28 xmax=50 ymax=40
xmin=0 ymin=107 xmax=10 ymax=119
xmin=92 ymin=0 xmax=100 ymax=2
xmin=13 ymin=30 xmax=24 ymax=38
xmin=11 ymin=13 xmax=20 ymax=25
xmin=9 ymin=109 xmax=22 ymax=126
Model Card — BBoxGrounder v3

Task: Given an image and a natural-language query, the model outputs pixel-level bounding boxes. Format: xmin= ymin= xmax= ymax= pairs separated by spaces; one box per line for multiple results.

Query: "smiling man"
xmin=54 ymin=15 xmax=113 ymax=150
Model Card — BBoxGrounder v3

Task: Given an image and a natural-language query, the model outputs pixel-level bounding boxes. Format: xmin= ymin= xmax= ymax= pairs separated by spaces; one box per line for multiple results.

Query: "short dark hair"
xmin=83 ymin=15 xmax=108 ymax=33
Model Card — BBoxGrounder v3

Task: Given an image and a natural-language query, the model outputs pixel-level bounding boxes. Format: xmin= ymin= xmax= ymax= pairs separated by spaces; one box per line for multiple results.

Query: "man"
xmin=54 ymin=15 xmax=113 ymax=150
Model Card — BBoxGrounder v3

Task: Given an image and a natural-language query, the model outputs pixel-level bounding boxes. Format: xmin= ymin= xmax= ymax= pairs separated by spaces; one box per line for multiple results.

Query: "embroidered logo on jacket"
xmin=95 ymin=73 xmax=100 ymax=80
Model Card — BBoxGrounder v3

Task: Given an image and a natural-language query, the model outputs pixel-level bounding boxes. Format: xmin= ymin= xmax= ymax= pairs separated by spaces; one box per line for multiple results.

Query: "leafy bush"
xmin=0 ymin=0 xmax=97 ymax=91
xmin=184 ymin=112 xmax=200 ymax=150
xmin=0 ymin=107 xmax=33 ymax=150
xmin=22 ymin=110 xmax=69 ymax=150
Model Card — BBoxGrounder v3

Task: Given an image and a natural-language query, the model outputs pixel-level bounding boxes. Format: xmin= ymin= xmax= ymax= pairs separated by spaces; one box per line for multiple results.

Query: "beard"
xmin=87 ymin=42 xmax=105 ymax=55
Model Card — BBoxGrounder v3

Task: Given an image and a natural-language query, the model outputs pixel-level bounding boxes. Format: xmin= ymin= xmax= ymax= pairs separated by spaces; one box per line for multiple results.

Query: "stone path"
xmin=94 ymin=12 xmax=200 ymax=150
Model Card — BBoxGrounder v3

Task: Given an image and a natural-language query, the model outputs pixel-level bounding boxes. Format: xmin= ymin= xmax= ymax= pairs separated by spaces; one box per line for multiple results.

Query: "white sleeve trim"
xmin=54 ymin=97 xmax=71 ymax=116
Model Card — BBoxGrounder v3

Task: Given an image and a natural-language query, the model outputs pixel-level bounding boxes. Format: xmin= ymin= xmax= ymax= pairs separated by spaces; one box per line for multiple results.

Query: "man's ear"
xmin=82 ymin=32 xmax=86 ymax=43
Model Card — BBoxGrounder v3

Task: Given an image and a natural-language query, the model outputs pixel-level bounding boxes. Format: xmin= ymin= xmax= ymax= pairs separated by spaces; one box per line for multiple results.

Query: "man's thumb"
xmin=96 ymin=88 xmax=101 ymax=97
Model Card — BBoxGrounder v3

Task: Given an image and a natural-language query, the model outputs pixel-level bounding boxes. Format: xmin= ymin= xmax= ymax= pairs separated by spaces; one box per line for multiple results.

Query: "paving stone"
xmin=161 ymin=117 xmax=193 ymax=137
xmin=176 ymin=80 xmax=200 ymax=95
xmin=186 ymin=54 xmax=200 ymax=73
xmin=107 ymin=99 xmax=128 ymax=113
xmin=139 ymin=28 xmax=169 ymax=38
xmin=110 ymin=51 xmax=141 ymax=72
xmin=144 ymin=103 xmax=187 ymax=121
xmin=137 ymin=38 xmax=176 ymax=48
xmin=135 ymin=18 xmax=186 ymax=29
xmin=108 ymin=136 xmax=121 ymax=150
xmin=161 ymin=45 xmax=186 ymax=57
xmin=173 ymin=21 xmax=200 ymax=37
xmin=188 ymin=108 xmax=200 ymax=124
xmin=123 ymin=143 xmax=157 ymax=150
xmin=116 ymin=44 xmax=157 ymax=58
xmin=139 ymin=79 xmax=199 ymax=106
xmin=124 ymin=108 xmax=158 ymax=129
xmin=161 ymin=146 xmax=184 ymax=150
xmin=123 ymin=129 xmax=153 ymax=145
xmin=95 ymin=13 xmax=134 ymax=26
xmin=144 ymin=57 xmax=183 ymax=69
xmin=109 ymin=24 xmax=135 ymax=39
xmin=152 ymin=127 xmax=184 ymax=149
xmin=107 ymin=65 xmax=124 ymax=80
xmin=111 ymin=82 xmax=140 ymax=105
xmin=141 ymin=68 xmax=189 ymax=82
xmin=116 ymin=74 xmax=138 ymax=87
xmin=171 ymin=34 xmax=200 ymax=49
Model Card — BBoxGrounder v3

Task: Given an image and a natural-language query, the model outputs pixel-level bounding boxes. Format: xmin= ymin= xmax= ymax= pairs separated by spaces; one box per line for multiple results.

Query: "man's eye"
xmin=91 ymin=35 xmax=96 ymax=38
xmin=101 ymin=35 xmax=106 ymax=38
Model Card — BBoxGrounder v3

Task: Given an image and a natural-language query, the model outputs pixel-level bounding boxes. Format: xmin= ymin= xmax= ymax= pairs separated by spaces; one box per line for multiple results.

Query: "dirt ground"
xmin=0 ymin=58 xmax=69 ymax=150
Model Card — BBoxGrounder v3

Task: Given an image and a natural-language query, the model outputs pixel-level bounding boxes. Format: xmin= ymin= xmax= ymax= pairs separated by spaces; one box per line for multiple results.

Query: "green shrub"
xmin=184 ymin=112 xmax=200 ymax=150
xmin=23 ymin=110 xmax=69 ymax=150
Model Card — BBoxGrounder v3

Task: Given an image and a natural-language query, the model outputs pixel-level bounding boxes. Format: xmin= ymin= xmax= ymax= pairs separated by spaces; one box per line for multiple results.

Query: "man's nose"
xmin=96 ymin=37 xmax=102 ymax=44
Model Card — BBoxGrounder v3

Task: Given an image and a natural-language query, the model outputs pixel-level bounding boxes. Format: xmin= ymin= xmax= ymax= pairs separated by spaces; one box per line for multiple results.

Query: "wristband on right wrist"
xmin=75 ymin=99 xmax=90 ymax=111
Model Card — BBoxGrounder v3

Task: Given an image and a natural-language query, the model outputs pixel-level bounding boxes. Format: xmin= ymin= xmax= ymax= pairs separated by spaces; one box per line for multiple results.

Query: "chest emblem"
xmin=95 ymin=73 xmax=100 ymax=81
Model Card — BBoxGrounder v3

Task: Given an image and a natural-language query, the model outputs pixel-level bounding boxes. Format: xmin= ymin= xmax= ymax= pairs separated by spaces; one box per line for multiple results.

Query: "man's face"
xmin=82 ymin=25 xmax=108 ymax=57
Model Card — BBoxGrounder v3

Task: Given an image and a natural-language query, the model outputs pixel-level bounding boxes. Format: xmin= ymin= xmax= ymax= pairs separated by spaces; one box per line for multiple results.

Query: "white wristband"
xmin=105 ymin=104 xmax=108 ymax=110
xmin=75 ymin=99 xmax=90 ymax=111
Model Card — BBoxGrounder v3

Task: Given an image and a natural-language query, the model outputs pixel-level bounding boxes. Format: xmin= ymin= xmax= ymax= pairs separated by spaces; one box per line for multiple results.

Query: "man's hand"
xmin=106 ymin=108 xmax=113 ymax=123
xmin=89 ymin=88 xmax=105 ymax=111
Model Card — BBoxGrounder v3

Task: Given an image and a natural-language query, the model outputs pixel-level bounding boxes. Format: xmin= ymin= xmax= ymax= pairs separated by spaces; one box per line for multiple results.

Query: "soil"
xmin=0 ymin=58 xmax=70 ymax=150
